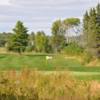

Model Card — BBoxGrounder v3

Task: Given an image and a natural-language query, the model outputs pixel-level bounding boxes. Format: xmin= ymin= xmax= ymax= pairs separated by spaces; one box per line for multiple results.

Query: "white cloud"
xmin=9 ymin=0 xmax=99 ymax=7
xmin=0 ymin=0 xmax=11 ymax=5
xmin=0 ymin=0 xmax=99 ymax=34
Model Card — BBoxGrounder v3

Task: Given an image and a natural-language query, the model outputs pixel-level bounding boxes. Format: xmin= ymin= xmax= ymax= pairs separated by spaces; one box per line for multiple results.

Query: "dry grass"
xmin=0 ymin=70 xmax=100 ymax=100
xmin=87 ymin=59 xmax=100 ymax=67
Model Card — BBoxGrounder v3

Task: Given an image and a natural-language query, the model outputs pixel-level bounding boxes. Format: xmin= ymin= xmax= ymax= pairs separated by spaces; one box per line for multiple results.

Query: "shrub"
xmin=62 ymin=43 xmax=84 ymax=55
xmin=25 ymin=46 xmax=34 ymax=52
xmin=82 ymin=51 xmax=94 ymax=64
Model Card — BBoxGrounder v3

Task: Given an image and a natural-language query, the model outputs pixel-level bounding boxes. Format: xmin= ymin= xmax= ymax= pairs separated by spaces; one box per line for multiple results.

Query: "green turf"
xmin=75 ymin=74 xmax=100 ymax=81
xmin=0 ymin=54 xmax=100 ymax=80
xmin=0 ymin=54 xmax=99 ymax=71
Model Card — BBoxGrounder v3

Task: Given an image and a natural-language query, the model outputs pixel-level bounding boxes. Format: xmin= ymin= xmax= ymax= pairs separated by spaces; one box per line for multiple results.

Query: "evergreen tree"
xmin=83 ymin=4 xmax=100 ymax=57
xmin=96 ymin=3 xmax=100 ymax=57
xmin=7 ymin=21 xmax=28 ymax=54
xmin=88 ymin=8 xmax=97 ymax=49
xmin=83 ymin=11 xmax=89 ymax=46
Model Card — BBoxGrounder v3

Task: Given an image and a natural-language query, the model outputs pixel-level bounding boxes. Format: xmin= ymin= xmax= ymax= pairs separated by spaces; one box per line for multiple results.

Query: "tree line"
xmin=0 ymin=3 xmax=99 ymax=58
xmin=0 ymin=18 xmax=81 ymax=54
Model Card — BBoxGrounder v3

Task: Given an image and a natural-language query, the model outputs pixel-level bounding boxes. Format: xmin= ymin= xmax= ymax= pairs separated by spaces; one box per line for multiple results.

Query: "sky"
xmin=0 ymin=0 xmax=99 ymax=35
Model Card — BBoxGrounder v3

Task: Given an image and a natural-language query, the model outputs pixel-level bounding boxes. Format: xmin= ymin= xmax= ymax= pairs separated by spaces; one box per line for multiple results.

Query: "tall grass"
xmin=0 ymin=70 xmax=100 ymax=100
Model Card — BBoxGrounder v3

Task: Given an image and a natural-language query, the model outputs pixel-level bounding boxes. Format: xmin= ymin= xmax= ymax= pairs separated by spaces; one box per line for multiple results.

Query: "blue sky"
xmin=0 ymin=0 xmax=99 ymax=35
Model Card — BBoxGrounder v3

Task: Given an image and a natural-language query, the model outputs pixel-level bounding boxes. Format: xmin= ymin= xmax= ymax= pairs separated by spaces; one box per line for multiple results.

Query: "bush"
xmin=62 ymin=43 xmax=84 ymax=55
xmin=25 ymin=46 xmax=34 ymax=52
xmin=82 ymin=51 xmax=93 ymax=64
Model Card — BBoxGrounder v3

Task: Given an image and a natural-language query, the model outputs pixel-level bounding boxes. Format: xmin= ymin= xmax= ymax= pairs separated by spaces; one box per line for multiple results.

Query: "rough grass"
xmin=0 ymin=70 xmax=100 ymax=100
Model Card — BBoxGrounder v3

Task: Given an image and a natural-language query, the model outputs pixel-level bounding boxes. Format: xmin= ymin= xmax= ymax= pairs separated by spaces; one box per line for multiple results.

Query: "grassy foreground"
xmin=0 ymin=70 xmax=100 ymax=100
xmin=0 ymin=54 xmax=99 ymax=99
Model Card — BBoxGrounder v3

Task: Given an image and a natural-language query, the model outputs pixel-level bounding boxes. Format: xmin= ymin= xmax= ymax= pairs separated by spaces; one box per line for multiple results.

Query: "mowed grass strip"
xmin=0 ymin=54 xmax=99 ymax=72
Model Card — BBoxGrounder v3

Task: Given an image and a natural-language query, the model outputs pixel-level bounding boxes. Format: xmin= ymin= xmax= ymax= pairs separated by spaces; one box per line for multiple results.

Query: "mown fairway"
xmin=0 ymin=54 xmax=95 ymax=70
xmin=0 ymin=54 xmax=80 ymax=70
xmin=0 ymin=54 xmax=100 ymax=80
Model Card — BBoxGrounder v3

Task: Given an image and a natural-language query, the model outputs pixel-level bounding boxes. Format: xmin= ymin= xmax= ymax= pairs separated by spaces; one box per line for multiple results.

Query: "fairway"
xmin=0 ymin=54 xmax=99 ymax=70
xmin=0 ymin=54 xmax=99 ymax=71
xmin=0 ymin=54 xmax=100 ymax=80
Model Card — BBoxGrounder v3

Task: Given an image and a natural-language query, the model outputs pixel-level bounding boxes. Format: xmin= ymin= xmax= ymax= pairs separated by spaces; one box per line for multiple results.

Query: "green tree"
xmin=51 ymin=19 xmax=66 ymax=52
xmin=83 ymin=4 xmax=100 ymax=57
xmin=88 ymin=8 xmax=97 ymax=49
xmin=27 ymin=32 xmax=35 ymax=52
xmin=0 ymin=32 xmax=12 ymax=47
xmin=7 ymin=21 xmax=28 ymax=54
xmin=35 ymin=31 xmax=47 ymax=52
xmin=83 ymin=11 xmax=89 ymax=46
xmin=45 ymin=36 xmax=53 ymax=53
xmin=63 ymin=18 xmax=80 ymax=27
xmin=52 ymin=19 xmax=65 ymax=36
xmin=96 ymin=4 xmax=100 ymax=57
xmin=63 ymin=18 xmax=80 ymax=43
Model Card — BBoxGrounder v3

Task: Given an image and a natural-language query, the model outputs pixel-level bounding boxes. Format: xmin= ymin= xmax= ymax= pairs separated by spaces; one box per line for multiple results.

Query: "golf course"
xmin=0 ymin=53 xmax=99 ymax=81
xmin=0 ymin=1 xmax=100 ymax=99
